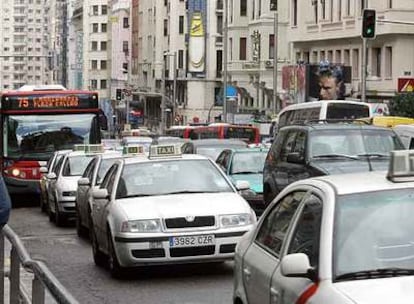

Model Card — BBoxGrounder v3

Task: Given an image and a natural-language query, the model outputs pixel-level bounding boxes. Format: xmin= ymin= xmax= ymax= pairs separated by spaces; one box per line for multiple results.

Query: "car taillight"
xmin=3 ymin=160 xmax=42 ymax=180
xmin=296 ymin=282 xmax=318 ymax=304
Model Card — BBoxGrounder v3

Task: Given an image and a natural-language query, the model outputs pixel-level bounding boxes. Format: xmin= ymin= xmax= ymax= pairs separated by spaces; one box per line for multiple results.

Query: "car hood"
xmin=334 ymin=276 xmax=414 ymax=303
xmin=310 ymin=159 xmax=389 ymax=174
xmin=230 ymin=174 xmax=263 ymax=193
xmin=117 ymin=192 xmax=252 ymax=219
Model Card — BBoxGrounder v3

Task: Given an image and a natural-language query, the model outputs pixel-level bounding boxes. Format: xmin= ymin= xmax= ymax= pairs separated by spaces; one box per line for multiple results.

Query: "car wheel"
xmin=76 ymin=206 xmax=88 ymax=238
xmin=54 ymin=199 xmax=65 ymax=227
xmin=107 ymin=230 xmax=124 ymax=278
xmin=90 ymin=219 xmax=106 ymax=267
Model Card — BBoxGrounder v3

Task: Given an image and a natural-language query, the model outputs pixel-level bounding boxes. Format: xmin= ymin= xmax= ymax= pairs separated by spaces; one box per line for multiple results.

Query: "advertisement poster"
xmin=187 ymin=0 xmax=207 ymax=74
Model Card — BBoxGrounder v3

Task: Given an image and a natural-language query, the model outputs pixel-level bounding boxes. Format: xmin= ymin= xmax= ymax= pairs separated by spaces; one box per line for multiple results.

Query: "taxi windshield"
xmin=117 ymin=159 xmax=233 ymax=198
xmin=333 ymin=189 xmax=414 ymax=280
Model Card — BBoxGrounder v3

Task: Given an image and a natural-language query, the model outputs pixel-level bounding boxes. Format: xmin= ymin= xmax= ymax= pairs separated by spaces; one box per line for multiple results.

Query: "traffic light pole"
xmin=361 ymin=37 xmax=367 ymax=103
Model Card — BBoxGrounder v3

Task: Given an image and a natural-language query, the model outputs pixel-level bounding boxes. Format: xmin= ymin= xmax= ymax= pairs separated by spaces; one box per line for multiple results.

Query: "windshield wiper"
xmin=312 ymin=154 xmax=358 ymax=160
xmin=357 ymin=153 xmax=389 ymax=158
xmin=335 ymin=267 xmax=414 ymax=282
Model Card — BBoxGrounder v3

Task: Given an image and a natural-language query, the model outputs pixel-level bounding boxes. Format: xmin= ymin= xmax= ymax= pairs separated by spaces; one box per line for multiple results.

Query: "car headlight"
xmin=220 ymin=214 xmax=253 ymax=227
xmin=121 ymin=219 xmax=161 ymax=233
xmin=62 ymin=191 xmax=77 ymax=196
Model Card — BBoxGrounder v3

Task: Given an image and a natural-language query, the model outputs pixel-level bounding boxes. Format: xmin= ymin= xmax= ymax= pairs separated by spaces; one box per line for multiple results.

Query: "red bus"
xmin=187 ymin=123 xmax=260 ymax=144
xmin=165 ymin=125 xmax=196 ymax=138
xmin=0 ymin=86 xmax=103 ymax=202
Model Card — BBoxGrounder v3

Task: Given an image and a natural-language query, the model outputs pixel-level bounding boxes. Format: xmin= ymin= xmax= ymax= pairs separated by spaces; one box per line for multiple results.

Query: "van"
xmin=393 ymin=124 xmax=414 ymax=149
xmin=276 ymin=100 xmax=371 ymax=130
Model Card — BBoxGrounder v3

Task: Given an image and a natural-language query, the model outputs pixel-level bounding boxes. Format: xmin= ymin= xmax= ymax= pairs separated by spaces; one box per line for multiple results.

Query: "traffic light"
xmin=362 ymin=9 xmax=376 ymax=39
xmin=116 ymin=88 xmax=122 ymax=101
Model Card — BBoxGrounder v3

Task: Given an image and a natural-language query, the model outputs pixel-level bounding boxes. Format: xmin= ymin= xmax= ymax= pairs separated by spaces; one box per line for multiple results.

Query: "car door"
xmin=93 ymin=164 xmax=118 ymax=245
xmin=271 ymin=192 xmax=323 ymax=304
xmin=48 ymin=155 xmax=65 ymax=210
xmin=216 ymin=149 xmax=231 ymax=174
xmin=242 ymin=190 xmax=307 ymax=304
xmin=77 ymin=157 xmax=97 ymax=224
xmin=274 ymin=129 xmax=308 ymax=194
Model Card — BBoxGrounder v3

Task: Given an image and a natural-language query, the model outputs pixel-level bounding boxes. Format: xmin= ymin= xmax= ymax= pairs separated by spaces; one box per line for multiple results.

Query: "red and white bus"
xmin=0 ymin=86 xmax=104 ymax=202
xmin=166 ymin=123 xmax=260 ymax=144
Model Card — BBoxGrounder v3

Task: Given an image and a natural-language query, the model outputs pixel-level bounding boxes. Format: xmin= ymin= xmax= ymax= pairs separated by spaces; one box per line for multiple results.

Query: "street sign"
xmin=226 ymin=85 xmax=238 ymax=98
xmin=398 ymin=78 xmax=414 ymax=92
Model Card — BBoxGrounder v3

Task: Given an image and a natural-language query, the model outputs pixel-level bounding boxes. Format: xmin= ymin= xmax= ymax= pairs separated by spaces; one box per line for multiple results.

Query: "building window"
xmin=269 ymin=34 xmax=274 ymax=59
xmin=292 ymin=0 xmax=297 ymax=26
xmin=101 ymin=23 xmax=107 ymax=33
xmin=178 ymin=49 xmax=184 ymax=69
xmin=122 ymin=41 xmax=129 ymax=54
xmin=346 ymin=0 xmax=350 ymax=16
xmin=230 ymin=37 xmax=233 ymax=60
xmin=372 ymin=47 xmax=381 ymax=77
xmin=335 ymin=50 xmax=341 ymax=63
xmin=385 ymin=46 xmax=392 ymax=78
xmin=388 ymin=0 xmax=392 ymax=8
xmin=123 ymin=17 xmax=129 ymax=28
xmin=239 ymin=37 xmax=247 ymax=60
xmin=90 ymin=80 xmax=97 ymax=90
xmin=92 ymin=5 xmax=99 ymax=15
xmin=91 ymin=41 xmax=98 ymax=51
xmin=101 ymin=41 xmax=107 ymax=51
xmin=164 ymin=19 xmax=168 ymax=36
xmin=92 ymin=23 xmax=98 ymax=33
xmin=344 ymin=49 xmax=350 ymax=66
xmin=91 ymin=60 xmax=98 ymax=70
xmin=179 ymin=16 xmax=184 ymax=34
xmin=240 ymin=0 xmax=247 ymax=16
xmin=352 ymin=48 xmax=359 ymax=79
xmin=102 ymin=5 xmax=107 ymax=15
xmin=322 ymin=0 xmax=326 ymax=19
xmin=313 ymin=1 xmax=318 ymax=23
xmin=338 ymin=0 xmax=342 ymax=20
xmin=100 ymin=60 xmax=107 ymax=70
xmin=100 ymin=79 xmax=107 ymax=89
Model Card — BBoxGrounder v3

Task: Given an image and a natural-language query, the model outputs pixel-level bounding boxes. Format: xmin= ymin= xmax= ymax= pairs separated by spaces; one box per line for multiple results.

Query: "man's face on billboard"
xmin=319 ymin=75 xmax=339 ymax=100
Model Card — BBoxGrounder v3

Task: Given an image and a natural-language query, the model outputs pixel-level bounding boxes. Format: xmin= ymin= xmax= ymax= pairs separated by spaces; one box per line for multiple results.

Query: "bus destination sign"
xmin=2 ymin=93 xmax=98 ymax=111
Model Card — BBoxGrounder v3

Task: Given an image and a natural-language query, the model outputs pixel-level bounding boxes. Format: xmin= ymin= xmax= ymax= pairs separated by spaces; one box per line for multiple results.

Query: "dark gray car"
xmin=263 ymin=123 xmax=405 ymax=205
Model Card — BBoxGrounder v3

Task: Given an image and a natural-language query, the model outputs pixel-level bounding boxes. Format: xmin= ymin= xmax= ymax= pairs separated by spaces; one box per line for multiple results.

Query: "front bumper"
xmin=113 ymin=229 xmax=251 ymax=267
xmin=4 ymin=176 xmax=41 ymax=197
xmin=57 ymin=197 xmax=76 ymax=217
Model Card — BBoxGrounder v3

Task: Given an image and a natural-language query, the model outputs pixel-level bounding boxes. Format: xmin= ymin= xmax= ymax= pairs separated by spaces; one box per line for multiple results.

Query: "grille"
xmin=165 ymin=216 xmax=215 ymax=229
xmin=131 ymin=249 xmax=165 ymax=258
xmin=170 ymin=246 xmax=215 ymax=257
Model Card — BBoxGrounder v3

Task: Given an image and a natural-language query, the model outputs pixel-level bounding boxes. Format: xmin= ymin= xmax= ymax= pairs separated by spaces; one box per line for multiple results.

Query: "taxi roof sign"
xmin=149 ymin=144 xmax=182 ymax=159
xmin=73 ymin=144 xmax=104 ymax=154
xmin=122 ymin=145 xmax=145 ymax=156
xmin=387 ymin=150 xmax=414 ymax=182
xmin=73 ymin=144 xmax=87 ymax=152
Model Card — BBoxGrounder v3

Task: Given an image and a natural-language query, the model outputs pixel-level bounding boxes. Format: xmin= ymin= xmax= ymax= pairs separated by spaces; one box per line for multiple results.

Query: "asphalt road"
xmin=8 ymin=206 xmax=235 ymax=304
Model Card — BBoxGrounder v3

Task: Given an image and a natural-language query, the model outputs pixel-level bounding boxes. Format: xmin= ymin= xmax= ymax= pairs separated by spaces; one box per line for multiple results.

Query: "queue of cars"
xmin=36 ymin=115 xmax=414 ymax=301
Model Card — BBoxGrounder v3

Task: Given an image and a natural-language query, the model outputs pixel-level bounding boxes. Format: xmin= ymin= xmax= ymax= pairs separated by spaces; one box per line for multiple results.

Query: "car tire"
xmin=107 ymin=230 xmax=125 ymax=278
xmin=54 ymin=200 xmax=65 ymax=227
xmin=90 ymin=220 xmax=106 ymax=267
xmin=76 ymin=207 xmax=88 ymax=238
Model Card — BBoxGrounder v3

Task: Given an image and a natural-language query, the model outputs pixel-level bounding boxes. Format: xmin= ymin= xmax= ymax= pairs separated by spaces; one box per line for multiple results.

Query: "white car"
xmin=233 ymin=150 xmax=414 ymax=304
xmin=75 ymin=150 xmax=123 ymax=237
xmin=89 ymin=144 xmax=256 ymax=277
xmin=47 ymin=145 xmax=103 ymax=226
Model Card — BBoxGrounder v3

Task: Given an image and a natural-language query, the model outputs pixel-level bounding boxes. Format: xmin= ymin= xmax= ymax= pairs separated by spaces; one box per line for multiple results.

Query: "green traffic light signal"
xmin=362 ymin=9 xmax=376 ymax=39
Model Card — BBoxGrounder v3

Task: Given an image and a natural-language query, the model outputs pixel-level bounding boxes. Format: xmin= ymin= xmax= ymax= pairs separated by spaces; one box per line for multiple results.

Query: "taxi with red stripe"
xmin=234 ymin=150 xmax=414 ymax=304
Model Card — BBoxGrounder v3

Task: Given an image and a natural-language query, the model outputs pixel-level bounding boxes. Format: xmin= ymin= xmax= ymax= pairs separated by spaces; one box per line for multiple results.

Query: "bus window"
xmin=326 ymin=103 xmax=370 ymax=120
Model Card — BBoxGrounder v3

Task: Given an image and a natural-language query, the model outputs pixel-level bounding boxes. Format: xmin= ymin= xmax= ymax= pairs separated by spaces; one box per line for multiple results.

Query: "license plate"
xmin=169 ymin=235 xmax=215 ymax=248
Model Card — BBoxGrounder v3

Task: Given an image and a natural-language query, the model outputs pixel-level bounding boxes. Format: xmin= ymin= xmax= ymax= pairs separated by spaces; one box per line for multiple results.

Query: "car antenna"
xmin=359 ymin=123 xmax=373 ymax=171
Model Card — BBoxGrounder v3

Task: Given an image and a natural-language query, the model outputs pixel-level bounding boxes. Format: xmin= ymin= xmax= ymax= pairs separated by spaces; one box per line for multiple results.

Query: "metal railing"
xmin=0 ymin=225 xmax=79 ymax=304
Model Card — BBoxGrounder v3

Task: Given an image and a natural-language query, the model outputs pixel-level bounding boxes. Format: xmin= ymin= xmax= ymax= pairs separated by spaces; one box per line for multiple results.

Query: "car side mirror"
xmin=46 ymin=172 xmax=57 ymax=179
xmin=281 ymin=253 xmax=317 ymax=282
xmin=39 ymin=167 xmax=48 ymax=174
xmin=287 ymin=152 xmax=305 ymax=164
xmin=235 ymin=180 xmax=250 ymax=191
xmin=92 ymin=188 xmax=109 ymax=200
xmin=78 ymin=177 xmax=91 ymax=186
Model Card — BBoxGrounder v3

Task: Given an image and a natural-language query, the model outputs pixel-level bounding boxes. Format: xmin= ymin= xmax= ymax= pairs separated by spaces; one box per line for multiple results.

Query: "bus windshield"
xmin=4 ymin=113 xmax=98 ymax=160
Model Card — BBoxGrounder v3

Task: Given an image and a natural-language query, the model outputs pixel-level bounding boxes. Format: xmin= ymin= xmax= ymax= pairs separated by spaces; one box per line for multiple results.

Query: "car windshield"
xmin=5 ymin=114 xmax=97 ymax=160
xmin=230 ymin=151 xmax=267 ymax=174
xmin=62 ymin=155 xmax=94 ymax=176
xmin=310 ymin=129 xmax=404 ymax=158
xmin=116 ymin=159 xmax=233 ymax=198
xmin=334 ymin=189 xmax=414 ymax=280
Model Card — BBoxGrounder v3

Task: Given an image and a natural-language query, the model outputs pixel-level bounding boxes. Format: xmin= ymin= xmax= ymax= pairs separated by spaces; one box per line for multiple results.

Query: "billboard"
xmin=282 ymin=63 xmax=352 ymax=105
xmin=187 ymin=1 xmax=207 ymax=74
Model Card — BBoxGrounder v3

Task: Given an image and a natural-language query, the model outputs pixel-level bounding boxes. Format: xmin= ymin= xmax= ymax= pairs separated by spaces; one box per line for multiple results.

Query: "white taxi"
xmin=234 ymin=150 xmax=414 ymax=304
xmin=47 ymin=144 xmax=104 ymax=226
xmin=89 ymin=144 xmax=256 ymax=277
